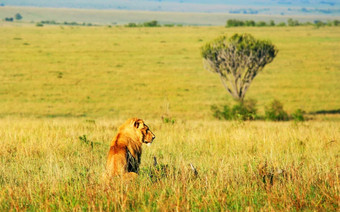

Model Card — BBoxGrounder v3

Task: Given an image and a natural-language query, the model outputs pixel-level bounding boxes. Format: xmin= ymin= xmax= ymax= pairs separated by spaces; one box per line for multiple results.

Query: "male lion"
xmin=105 ymin=118 xmax=155 ymax=179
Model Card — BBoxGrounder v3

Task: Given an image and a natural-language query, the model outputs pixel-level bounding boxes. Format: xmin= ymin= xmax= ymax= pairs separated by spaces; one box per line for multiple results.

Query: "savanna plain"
xmin=0 ymin=24 xmax=339 ymax=210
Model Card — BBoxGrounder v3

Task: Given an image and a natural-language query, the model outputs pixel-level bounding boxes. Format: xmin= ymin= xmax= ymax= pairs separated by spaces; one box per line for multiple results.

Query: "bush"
xmin=143 ymin=20 xmax=159 ymax=27
xmin=213 ymin=99 xmax=305 ymax=122
xmin=125 ymin=21 xmax=160 ymax=27
xmin=256 ymin=21 xmax=267 ymax=27
xmin=287 ymin=18 xmax=300 ymax=26
xmin=36 ymin=22 xmax=44 ymax=27
xmin=41 ymin=20 xmax=57 ymax=25
xmin=125 ymin=22 xmax=138 ymax=27
xmin=211 ymin=105 xmax=232 ymax=120
xmin=265 ymin=99 xmax=289 ymax=121
xmin=4 ymin=17 xmax=13 ymax=22
xmin=232 ymin=99 xmax=258 ymax=120
xmin=245 ymin=20 xmax=256 ymax=26
xmin=226 ymin=19 xmax=245 ymax=27
xmin=15 ymin=13 xmax=22 ymax=20
xmin=292 ymin=109 xmax=305 ymax=122
xmin=314 ymin=20 xmax=326 ymax=28
xmin=63 ymin=21 xmax=80 ymax=26
xmin=211 ymin=99 xmax=257 ymax=121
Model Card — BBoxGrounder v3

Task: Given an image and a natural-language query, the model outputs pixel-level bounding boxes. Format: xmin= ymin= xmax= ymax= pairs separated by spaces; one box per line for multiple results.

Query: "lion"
xmin=105 ymin=118 xmax=155 ymax=179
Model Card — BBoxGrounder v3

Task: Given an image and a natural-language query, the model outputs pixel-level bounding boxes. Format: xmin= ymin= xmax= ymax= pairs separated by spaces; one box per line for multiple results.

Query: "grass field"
xmin=1 ymin=25 xmax=339 ymax=120
xmin=0 ymin=23 xmax=339 ymax=210
xmin=0 ymin=118 xmax=339 ymax=210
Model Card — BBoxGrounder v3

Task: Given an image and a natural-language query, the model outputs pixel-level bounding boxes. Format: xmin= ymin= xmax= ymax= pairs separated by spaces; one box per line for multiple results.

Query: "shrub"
xmin=245 ymin=20 xmax=256 ymax=26
xmin=15 ymin=13 xmax=22 ymax=20
xmin=36 ymin=22 xmax=44 ymax=27
xmin=41 ymin=20 xmax=57 ymax=25
xmin=292 ymin=109 xmax=305 ymax=122
xmin=143 ymin=20 xmax=159 ymax=27
xmin=326 ymin=21 xmax=333 ymax=26
xmin=63 ymin=21 xmax=80 ymax=26
xmin=314 ymin=20 xmax=325 ymax=28
xmin=232 ymin=99 xmax=258 ymax=120
xmin=265 ymin=99 xmax=289 ymax=121
xmin=333 ymin=20 xmax=340 ymax=26
xmin=256 ymin=21 xmax=267 ymax=27
xmin=164 ymin=24 xmax=175 ymax=27
xmin=226 ymin=19 xmax=245 ymax=27
xmin=287 ymin=18 xmax=300 ymax=26
xmin=4 ymin=17 xmax=13 ymax=22
xmin=211 ymin=99 xmax=257 ymax=121
xmin=211 ymin=105 xmax=232 ymax=120
xmin=125 ymin=22 xmax=138 ymax=27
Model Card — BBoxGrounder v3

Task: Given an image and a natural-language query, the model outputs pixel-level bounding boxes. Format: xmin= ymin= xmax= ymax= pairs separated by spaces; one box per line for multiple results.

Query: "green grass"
xmin=0 ymin=25 xmax=339 ymax=120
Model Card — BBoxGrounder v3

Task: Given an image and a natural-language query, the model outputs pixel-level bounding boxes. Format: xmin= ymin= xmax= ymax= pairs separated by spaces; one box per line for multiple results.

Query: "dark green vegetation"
xmin=125 ymin=20 xmax=179 ymax=27
xmin=14 ymin=13 xmax=22 ymax=20
xmin=211 ymin=99 xmax=305 ymax=121
xmin=38 ymin=20 xmax=94 ymax=26
xmin=211 ymin=99 xmax=258 ymax=121
xmin=264 ymin=99 xmax=289 ymax=121
xmin=226 ymin=18 xmax=340 ymax=27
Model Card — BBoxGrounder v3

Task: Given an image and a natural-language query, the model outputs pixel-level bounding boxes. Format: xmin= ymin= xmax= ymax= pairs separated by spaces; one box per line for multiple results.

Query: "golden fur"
xmin=105 ymin=118 xmax=155 ymax=179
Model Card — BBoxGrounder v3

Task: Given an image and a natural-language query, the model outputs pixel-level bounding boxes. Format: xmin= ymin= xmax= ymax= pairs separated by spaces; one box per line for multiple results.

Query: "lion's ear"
xmin=133 ymin=119 xmax=144 ymax=129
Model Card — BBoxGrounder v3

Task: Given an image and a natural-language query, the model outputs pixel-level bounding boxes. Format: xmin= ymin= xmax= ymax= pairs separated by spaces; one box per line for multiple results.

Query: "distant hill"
xmin=1 ymin=6 xmax=338 ymax=26
xmin=0 ymin=0 xmax=339 ymax=15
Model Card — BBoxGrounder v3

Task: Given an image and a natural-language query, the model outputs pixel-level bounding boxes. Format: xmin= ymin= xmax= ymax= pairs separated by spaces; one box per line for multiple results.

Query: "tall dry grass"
xmin=0 ymin=118 xmax=338 ymax=210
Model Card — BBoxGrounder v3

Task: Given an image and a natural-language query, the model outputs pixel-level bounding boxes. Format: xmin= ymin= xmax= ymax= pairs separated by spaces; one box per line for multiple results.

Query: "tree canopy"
xmin=201 ymin=33 xmax=278 ymax=101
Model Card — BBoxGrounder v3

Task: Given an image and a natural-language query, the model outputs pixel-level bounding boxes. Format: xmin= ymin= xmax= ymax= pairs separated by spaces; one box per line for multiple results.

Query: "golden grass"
xmin=0 ymin=118 xmax=339 ymax=210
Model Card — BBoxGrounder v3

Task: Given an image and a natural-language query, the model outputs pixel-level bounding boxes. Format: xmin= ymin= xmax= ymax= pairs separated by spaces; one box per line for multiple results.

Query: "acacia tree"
xmin=201 ymin=33 xmax=278 ymax=102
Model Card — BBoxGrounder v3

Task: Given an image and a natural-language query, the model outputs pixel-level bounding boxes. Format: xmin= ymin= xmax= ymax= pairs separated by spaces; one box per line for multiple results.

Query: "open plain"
xmin=0 ymin=24 xmax=339 ymax=210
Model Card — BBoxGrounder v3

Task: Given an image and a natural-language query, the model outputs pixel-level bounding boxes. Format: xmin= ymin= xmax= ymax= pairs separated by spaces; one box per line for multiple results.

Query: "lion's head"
xmin=120 ymin=118 xmax=155 ymax=145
